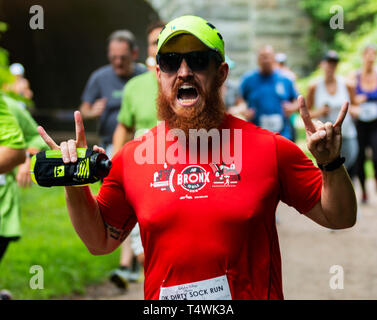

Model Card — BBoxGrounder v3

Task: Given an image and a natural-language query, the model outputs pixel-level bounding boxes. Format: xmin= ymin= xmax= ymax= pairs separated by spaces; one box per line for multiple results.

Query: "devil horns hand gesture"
xmin=298 ymin=96 xmax=348 ymax=166
xmin=37 ymin=111 xmax=105 ymax=163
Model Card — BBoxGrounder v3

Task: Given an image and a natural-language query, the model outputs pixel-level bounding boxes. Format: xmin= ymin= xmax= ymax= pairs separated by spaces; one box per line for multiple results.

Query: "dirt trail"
xmin=68 ymin=179 xmax=377 ymax=300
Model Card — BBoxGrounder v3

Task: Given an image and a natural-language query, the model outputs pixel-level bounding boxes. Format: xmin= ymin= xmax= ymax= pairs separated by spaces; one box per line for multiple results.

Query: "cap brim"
xmin=159 ymin=29 xmax=224 ymax=60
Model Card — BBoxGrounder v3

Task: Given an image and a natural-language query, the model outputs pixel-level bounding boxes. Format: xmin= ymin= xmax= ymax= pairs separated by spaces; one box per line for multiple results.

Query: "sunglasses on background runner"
xmin=156 ymin=51 xmax=223 ymax=73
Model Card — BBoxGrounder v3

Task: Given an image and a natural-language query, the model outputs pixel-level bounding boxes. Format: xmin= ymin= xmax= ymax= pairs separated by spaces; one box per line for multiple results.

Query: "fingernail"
xmin=71 ymin=157 xmax=77 ymax=162
xmin=63 ymin=157 xmax=69 ymax=163
xmin=319 ymin=130 xmax=326 ymax=138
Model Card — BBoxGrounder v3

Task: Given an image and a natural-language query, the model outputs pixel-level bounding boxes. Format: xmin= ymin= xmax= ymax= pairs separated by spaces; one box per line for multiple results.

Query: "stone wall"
xmin=147 ymin=0 xmax=311 ymax=81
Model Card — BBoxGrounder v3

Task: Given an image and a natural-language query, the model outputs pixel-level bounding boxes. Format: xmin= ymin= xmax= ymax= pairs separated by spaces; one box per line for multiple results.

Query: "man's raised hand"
xmin=37 ymin=111 xmax=105 ymax=163
xmin=298 ymin=95 xmax=348 ymax=165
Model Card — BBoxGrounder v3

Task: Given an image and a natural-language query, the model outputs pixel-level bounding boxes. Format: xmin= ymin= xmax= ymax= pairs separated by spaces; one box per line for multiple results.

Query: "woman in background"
xmin=306 ymin=50 xmax=358 ymax=177
xmin=349 ymin=45 xmax=377 ymax=203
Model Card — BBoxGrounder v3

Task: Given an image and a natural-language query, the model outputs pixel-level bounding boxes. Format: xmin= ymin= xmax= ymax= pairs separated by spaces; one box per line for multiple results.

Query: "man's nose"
xmin=177 ymin=59 xmax=193 ymax=78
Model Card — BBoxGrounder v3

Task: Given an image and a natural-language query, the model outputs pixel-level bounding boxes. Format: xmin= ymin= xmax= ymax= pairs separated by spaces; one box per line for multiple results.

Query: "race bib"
xmin=259 ymin=114 xmax=284 ymax=132
xmin=0 ymin=174 xmax=6 ymax=186
xmin=359 ymin=102 xmax=377 ymax=122
xmin=159 ymin=275 xmax=232 ymax=300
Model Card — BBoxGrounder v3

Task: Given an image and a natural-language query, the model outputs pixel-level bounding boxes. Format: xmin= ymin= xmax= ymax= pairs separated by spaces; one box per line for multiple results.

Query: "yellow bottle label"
xmin=76 ymin=157 xmax=89 ymax=179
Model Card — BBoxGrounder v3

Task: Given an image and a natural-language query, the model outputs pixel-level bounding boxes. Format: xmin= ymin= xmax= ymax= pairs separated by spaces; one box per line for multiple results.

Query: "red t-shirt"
xmin=97 ymin=114 xmax=322 ymax=300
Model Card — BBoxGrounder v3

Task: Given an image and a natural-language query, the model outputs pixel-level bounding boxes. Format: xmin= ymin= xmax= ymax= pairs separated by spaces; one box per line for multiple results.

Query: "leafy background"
xmin=297 ymin=0 xmax=377 ymax=93
xmin=0 ymin=22 xmax=13 ymax=87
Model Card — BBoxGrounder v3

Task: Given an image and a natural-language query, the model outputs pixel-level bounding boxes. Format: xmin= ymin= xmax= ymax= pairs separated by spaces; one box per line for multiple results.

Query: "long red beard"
xmin=157 ymin=75 xmax=226 ymax=136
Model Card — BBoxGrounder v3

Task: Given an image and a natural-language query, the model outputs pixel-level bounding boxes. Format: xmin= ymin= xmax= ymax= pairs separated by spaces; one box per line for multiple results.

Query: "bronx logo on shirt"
xmin=150 ymin=164 xmax=210 ymax=193
xmin=177 ymin=165 xmax=210 ymax=192
xmin=150 ymin=163 xmax=240 ymax=194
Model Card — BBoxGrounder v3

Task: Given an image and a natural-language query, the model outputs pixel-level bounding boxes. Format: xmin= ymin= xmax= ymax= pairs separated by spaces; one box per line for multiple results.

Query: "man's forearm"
xmin=65 ymin=186 xmax=109 ymax=254
xmin=0 ymin=146 xmax=26 ymax=174
xmin=320 ymin=166 xmax=357 ymax=229
xmin=79 ymin=102 xmax=94 ymax=119
xmin=113 ymin=123 xmax=134 ymax=154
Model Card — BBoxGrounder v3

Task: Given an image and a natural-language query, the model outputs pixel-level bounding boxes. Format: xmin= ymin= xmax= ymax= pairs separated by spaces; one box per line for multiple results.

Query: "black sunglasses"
xmin=156 ymin=51 xmax=222 ymax=73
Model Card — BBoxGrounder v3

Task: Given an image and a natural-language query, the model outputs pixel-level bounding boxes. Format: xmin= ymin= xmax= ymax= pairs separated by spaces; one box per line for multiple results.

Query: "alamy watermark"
xmin=133 ymin=121 xmax=243 ymax=172
xmin=29 ymin=5 xmax=44 ymax=30
xmin=329 ymin=265 xmax=344 ymax=290
xmin=29 ymin=265 xmax=44 ymax=289
xmin=329 ymin=5 xmax=344 ymax=30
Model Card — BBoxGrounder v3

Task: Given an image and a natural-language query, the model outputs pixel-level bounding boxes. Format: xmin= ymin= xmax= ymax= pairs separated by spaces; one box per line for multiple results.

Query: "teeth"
xmin=178 ymin=98 xmax=197 ymax=103
xmin=180 ymin=85 xmax=195 ymax=89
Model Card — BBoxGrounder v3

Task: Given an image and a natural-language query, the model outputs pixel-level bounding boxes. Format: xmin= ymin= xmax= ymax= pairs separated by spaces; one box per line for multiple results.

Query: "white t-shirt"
xmin=314 ymin=76 xmax=357 ymax=139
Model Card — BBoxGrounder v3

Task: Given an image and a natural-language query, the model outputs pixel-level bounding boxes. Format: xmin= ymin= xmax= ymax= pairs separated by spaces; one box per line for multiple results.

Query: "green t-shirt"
xmin=117 ymin=71 xmax=158 ymax=137
xmin=0 ymin=96 xmax=25 ymax=150
xmin=0 ymin=95 xmax=26 ymax=238
xmin=3 ymin=95 xmax=47 ymax=151
xmin=0 ymin=172 xmax=21 ymax=238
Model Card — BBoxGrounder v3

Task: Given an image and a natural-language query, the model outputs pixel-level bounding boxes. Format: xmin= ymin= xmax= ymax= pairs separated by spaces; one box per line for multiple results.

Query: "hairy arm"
xmin=305 ymin=167 xmax=356 ymax=229
xmin=64 ymin=186 xmax=126 ymax=255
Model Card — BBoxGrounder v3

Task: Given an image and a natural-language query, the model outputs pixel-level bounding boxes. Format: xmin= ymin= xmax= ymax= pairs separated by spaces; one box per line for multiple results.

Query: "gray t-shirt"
xmin=81 ymin=63 xmax=146 ymax=144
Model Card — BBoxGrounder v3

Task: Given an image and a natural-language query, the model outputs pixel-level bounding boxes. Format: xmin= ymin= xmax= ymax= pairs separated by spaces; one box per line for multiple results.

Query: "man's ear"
xmin=218 ymin=62 xmax=229 ymax=87
xmin=156 ymin=64 xmax=162 ymax=82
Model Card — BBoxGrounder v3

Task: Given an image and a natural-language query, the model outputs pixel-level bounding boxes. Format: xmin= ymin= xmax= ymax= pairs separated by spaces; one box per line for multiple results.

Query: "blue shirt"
xmin=240 ymin=70 xmax=298 ymax=140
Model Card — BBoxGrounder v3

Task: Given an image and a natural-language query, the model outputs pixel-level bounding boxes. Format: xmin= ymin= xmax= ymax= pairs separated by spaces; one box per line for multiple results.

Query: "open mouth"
xmin=177 ymin=84 xmax=199 ymax=107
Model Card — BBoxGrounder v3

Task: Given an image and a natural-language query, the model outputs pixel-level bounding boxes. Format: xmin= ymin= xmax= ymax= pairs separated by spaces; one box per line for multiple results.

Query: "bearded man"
xmin=38 ymin=16 xmax=357 ymax=300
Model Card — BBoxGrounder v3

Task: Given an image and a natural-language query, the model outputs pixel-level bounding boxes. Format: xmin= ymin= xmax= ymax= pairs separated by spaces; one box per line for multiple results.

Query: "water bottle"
xmin=30 ymin=148 xmax=112 ymax=187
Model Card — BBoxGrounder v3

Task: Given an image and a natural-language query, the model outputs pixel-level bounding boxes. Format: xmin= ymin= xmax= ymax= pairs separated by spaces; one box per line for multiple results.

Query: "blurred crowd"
xmin=1 ymin=20 xmax=377 ymax=299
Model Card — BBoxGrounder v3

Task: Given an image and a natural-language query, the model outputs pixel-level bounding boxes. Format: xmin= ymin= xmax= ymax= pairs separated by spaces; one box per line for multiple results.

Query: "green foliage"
xmin=300 ymin=0 xmax=377 ymax=25
xmin=0 ymin=21 xmax=13 ymax=87
xmin=0 ymin=21 xmax=7 ymax=32
xmin=0 ymin=21 xmax=34 ymax=108
xmin=299 ymin=0 xmax=377 ymax=66
xmin=334 ymin=18 xmax=377 ymax=75
xmin=0 ymin=183 xmax=120 ymax=299
xmin=298 ymin=1 xmax=377 ymax=89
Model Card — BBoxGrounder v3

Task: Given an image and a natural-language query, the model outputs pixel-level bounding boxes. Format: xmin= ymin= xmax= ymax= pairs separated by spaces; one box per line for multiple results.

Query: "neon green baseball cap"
xmin=157 ymin=15 xmax=225 ymax=61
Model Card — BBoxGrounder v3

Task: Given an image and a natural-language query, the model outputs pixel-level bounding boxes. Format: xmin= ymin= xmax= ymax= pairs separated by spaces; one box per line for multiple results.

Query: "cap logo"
xmin=171 ymin=25 xmax=176 ymax=31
